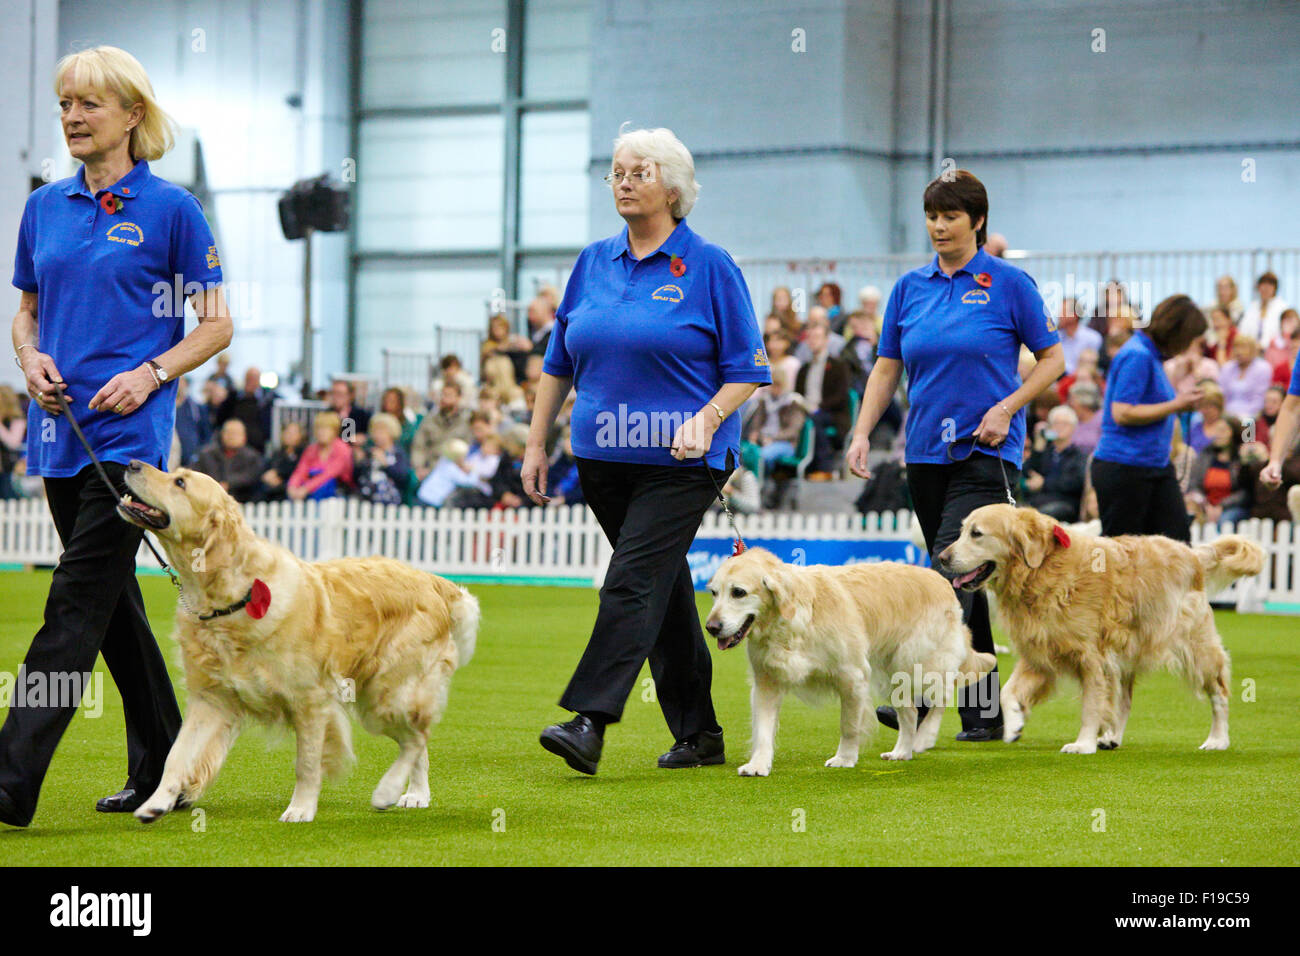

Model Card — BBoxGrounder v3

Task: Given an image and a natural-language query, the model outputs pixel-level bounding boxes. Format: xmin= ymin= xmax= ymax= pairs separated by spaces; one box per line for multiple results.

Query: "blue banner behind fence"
xmin=687 ymin=538 xmax=930 ymax=591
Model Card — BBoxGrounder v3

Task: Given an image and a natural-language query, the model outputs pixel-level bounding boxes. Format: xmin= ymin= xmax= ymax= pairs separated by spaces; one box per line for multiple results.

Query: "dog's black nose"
xmin=705 ymin=621 xmax=722 ymax=637
xmin=127 ymin=459 xmax=144 ymax=472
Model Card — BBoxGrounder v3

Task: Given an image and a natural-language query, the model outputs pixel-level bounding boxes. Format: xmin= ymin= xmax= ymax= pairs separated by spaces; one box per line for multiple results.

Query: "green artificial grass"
xmin=0 ymin=570 xmax=1296 ymax=866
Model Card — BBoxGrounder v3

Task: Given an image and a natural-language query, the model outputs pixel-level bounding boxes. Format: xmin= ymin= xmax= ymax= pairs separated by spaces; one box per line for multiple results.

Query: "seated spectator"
xmin=1056 ymin=346 xmax=1104 ymax=403
xmin=379 ymin=386 xmax=420 ymax=454
xmin=746 ymin=367 xmax=807 ymax=471
xmin=1272 ymin=324 xmax=1300 ymax=387
xmin=431 ymin=354 xmax=477 ymax=409
xmin=0 ymin=385 xmax=26 ymax=501
xmin=410 ymin=382 xmax=473 ymax=482
xmin=1099 ymin=325 xmax=1132 ymax=377
xmin=527 ymin=287 xmax=558 ymax=355
xmin=794 ymin=307 xmax=845 ymax=362
xmin=1166 ymin=338 xmax=1220 ymax=395
xmin=288 ymin=411 xmax=354 ymax=501
xmin=1205 ymin=274 xmax=1244 ymax=326
xmin=258 ymin=419 xmax=306 ymax=502
xmin=443 ymin=431 xmax=504 ymax=510
xmin=201 ymin=375 xmax=229 ymax=436
xmin=769 ymin=285 xmax=803 ymax=338
xmin=1218 ymin=334 xmax=1273 ymax=419
xmin=416 ymin=438 xmax=481 ymax=507
xmin=1023 ymin=406 xmax=1088 ymax=521
xmin=816 ymin=281 xmax=843 ymax=332
xmin=719 ymin=462 xmax=761 ymax=515
xmin=353 ymin=414 xmax=411 ymax=505
xmin=857 ymin=285 xmax=884 ymax=338
xmin=1087 ymin=278 xmax=1137 ymax=339
xmin=1203 ymin=305 xmax=1237 ymax=365
xmin=216 ymin=366 xmax=274 ymax=453
xmin=764 ymin=329 xmax=802 ymax=396
xmin=1057 ymin=296 xmax=1103 ymax=375
xmin=488 ymin=427 xmax=534 ymax=508
xmin=482 ymin=353 xmax=527 ymax=420
xmin=794 ymin=323 xmax=851 ymax=474
xmin=173 ymin=376 xmax=210 ymax=467
xmin=545 ymin=429 xmax=585 ymax=507
xmin=840 ymin=309 xmax=877 ymax=396
xmin=1257 ymin=384 xmax=1285 ymax=451
xmin=1187 ymin=382 xmax=1225 ymax=453
xmin=1264 ymin=308 xmax=1299 ymax=370
xmin=1239 ymin=271 xmax=1288 ymax=345
xmin=1240 ymin=430 xmax=1300 ymax=522
xmin=1067 ymin=381 xmax=1103 ymax=454
xmin=196 ymin=418 xmax=264 ymax=503
xmin=1186 ymin=416 xmax=1251 ymax=526
xmin=482 ymin=312 xmax=532 ymax=377
xmin=327 ymin=378 xmax=370 ymax=443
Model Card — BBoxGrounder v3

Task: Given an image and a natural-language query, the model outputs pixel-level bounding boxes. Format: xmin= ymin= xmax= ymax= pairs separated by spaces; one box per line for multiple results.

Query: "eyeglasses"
xmin=603 ymin=168 xmax=656 ymax=186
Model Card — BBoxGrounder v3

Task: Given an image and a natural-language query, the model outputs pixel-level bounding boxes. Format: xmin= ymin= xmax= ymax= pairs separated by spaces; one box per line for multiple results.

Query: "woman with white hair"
xmin=2 ymin=47 xmax=233 ymax=827
xmin=524 ymin=127 xmax=770 ymax=775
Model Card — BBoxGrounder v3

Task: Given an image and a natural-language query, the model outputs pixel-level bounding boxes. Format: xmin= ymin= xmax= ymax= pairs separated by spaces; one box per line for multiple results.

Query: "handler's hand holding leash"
xmin=17 ymin=345 xmax=70 ymax=416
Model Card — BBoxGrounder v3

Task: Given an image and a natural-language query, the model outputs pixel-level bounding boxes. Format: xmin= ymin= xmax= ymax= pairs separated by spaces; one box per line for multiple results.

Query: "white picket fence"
xmin=1 ymin=497 xmax=1296 ymax=610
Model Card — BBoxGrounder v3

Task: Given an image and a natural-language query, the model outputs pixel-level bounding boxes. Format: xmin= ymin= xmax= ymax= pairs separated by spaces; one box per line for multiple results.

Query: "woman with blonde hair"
xmin=288 ymin=411 xmax=353 ymax=501
xmin=482 ymin=353 xmax=526 ymax=417
xmin=2 ymin=46 xmax=233 ymax=827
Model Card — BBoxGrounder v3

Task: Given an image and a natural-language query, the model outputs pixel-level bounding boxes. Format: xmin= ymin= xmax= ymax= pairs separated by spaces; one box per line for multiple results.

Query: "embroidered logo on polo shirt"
xmin=753 ymin=348 xmax=770 ymax=367
xmin=1043 ymin=301 xmax=1058 ymax=333
xmin=961 ymin=288 xmax=990 ymax=305
xmin=105 ymin=222 xmax=144 ymax=247
xmin=206 ymin=245 xmax=221 ymax=269
xmin=652 ymin=284 xmax=684 ymax=303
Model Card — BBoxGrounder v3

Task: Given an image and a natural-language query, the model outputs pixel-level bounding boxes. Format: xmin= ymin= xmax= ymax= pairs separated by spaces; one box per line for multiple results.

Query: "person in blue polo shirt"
xmin=846 ymin=170 xmax=1065 ymax=742
xmin=1261 ymin=354 xmax=1300 ymax=491
xmin=1092 ymin=295 xmax=1208 ymax=540
xmin=0 ymin=47 xmax=232 ymax=829
xmin=524 ymin=127 xmax=770 ymax=775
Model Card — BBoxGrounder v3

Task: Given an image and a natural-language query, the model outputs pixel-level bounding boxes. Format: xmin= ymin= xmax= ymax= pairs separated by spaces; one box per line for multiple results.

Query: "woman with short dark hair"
xmin=1091 ymin=294 xmax=1208 ymax=540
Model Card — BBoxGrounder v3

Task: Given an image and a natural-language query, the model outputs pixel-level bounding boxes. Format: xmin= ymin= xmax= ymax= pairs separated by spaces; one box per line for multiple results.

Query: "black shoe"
xmin=955 ymin=725 xmax=1004 ymax=742
xmin=0 ymin=786 xmax=30 ymax=828
xmin=875 ymin=704 xmax=930 ymax=731
xmin=97 ymin=786 xmax=192 ymax=814
xmin=539 ymin=715 xmax=603 ymax=775
xmin=658 ymin=729 xmax=725 ymax=768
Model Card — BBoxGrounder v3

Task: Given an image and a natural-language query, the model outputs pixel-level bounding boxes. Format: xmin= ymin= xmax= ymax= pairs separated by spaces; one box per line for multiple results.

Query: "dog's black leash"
xmin=947 ymin=435 xmax=1017 ymax=506
xmin=50 ymin=387 xmax=216 ymax=616
xmin=662 ymin=440 xmax=746 ymax=554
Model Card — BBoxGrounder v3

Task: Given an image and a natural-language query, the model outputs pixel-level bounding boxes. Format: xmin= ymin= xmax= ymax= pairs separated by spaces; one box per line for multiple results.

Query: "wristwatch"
xmin=146 ymin=360 xmax=169 ymax=384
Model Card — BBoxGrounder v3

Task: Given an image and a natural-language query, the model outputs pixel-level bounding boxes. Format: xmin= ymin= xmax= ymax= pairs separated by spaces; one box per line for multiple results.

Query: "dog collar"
xmin=196 ymin=579 xmax=272 ymax=621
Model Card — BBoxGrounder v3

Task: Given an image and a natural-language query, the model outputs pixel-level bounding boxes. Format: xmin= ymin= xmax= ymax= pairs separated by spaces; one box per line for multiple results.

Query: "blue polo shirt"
xmin=1289 ymin=355 xmax=1300 ymax=397
xmin=13 ymin=160 xmax=222 ymax=477
xmin=878 ymin=247 xmax=1058 ymax=465
xmin=543 ymin=219 xmax=771 ymax=469
xmin=1095 ymin=331 xmax=1176 ymax=468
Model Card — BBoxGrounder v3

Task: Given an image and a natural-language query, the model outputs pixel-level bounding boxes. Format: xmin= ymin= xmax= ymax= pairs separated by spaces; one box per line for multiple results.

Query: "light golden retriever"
xmin=937 ymin=504 xmax=1263 ymax=754
xmin=116 ymin=460 xmax=479 ymax=822
xmin=705 ymin=547 xmax=995 ymax=775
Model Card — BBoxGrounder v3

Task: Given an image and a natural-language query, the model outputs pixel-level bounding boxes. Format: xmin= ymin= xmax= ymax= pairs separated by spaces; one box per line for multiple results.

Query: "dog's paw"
xmin=134 ymin=801 xmax=173 ymax=824
xmin=1198 ymin=737 xmax=1229 ymax=751
xmin=279 ymin=805 xmax=316 ymax=822
xmin=880 ymin=750 xmax=913 ymax=761
xmin=1060 ymin=741 xmax=1097 ymax=755
xmin=737 ymin=762 xmax=771 ymax=777
xmin=824 ymin=755 xmax=857 ymax=768
xmin=396 ymin=793 xmax=430 ymax=808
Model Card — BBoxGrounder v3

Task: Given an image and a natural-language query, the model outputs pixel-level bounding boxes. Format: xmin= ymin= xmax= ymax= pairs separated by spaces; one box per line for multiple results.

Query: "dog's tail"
xmin=1194 ymin=535 xmax=1265 ymax=595
xmin=954 ymin=646 xmax=998 ymax=687
xmin=449 ymin=586 xmax=480 ymax=669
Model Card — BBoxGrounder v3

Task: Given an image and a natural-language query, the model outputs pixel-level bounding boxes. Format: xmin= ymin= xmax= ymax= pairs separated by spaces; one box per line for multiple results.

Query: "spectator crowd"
xmin=3 ymin=272 xmax=1298 ymax=531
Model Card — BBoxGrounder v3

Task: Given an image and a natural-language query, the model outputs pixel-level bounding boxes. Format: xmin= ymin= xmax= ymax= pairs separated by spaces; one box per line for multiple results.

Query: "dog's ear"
xmin=762 ymin=565 xmax=809 ymax=624
xmin=197 ymin=499 xmax=241 ymax=575
xmin=1010 ymin=510 xmax=1053 ymax=570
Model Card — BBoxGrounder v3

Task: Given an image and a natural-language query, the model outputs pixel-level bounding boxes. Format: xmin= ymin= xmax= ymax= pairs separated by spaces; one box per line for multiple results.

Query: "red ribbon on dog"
xmin=1052 ymin=525 xmax=1071 ymax=548
xmin=246 ymin=578 xmax=271 ymax=618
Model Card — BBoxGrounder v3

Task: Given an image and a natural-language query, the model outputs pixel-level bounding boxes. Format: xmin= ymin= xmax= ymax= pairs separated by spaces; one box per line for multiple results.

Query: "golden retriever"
xmin=116 ymin=460 xmax=479 ymax=822
xmin=937 ymin=504 xmax=1263 ymax=754
xmin=705 ymin=547 xmax=995 ymax=775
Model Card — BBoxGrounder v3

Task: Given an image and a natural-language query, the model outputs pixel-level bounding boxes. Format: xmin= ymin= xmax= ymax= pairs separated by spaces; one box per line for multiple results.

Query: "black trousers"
xmin=0 ymin=461 xmax=181 ymax=824
xmin=1091 ymin=458 xmax=1191 ymax=542
xmin=559 ymin=455 xmax=730 ymax=741
xmin=906 ymin=453 xmax=1015 ymax=729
